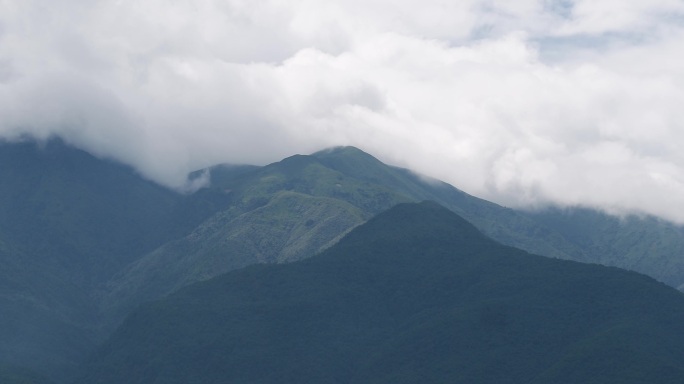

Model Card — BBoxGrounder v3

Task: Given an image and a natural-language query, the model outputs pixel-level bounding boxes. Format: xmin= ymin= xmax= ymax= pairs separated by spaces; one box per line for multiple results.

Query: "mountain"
xmin=3 ymin=139 xmax=684 ymax=381
xmin=0 ymin=363 xmax=53 ymax=384
xmin=528 ymin=207 xmax=684 ymax=288
xmin=102 ymin=147 xmax=589 ymax=322
xmin=77 ymin=202 xmax=684 ymax=384
xmin=0 ymin=139 xmax=231 ymax=380
xmin=105 ymin=145 xmax=684 ymax=327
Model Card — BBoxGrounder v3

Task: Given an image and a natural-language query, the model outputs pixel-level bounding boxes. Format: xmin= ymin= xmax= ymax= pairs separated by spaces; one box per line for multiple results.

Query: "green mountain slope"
xmin=78 ymin=202 xmax=684 ymax=384
xmin=101 ymin=191 xmax=367 ymax=326
xmin=313 ymin=147 xmax=588 ymax=260
xmin=103 ymin=147 xmax=587 ymax=321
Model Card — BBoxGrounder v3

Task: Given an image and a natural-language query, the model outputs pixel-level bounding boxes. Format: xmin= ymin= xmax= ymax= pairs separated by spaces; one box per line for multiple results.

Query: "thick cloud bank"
xmin=2 ymin=0 xmax=684 ymax=222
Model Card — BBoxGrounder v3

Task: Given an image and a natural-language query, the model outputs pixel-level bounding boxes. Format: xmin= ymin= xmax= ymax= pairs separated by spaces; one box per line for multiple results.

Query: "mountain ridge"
xmin=100 ymin=144 xmax=594 ymax=326
xmin=0 ymin=138 xmax=232 ymax=380
xmin=77 ymin=201 xmax=684 ymax=384
xmin=2 ymin=139 xmax=684 ymax=382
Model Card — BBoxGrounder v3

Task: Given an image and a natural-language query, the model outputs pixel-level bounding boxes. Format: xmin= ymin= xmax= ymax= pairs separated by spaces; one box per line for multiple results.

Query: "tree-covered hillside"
xmin=78 ymin=202 xmax=684 ymax=384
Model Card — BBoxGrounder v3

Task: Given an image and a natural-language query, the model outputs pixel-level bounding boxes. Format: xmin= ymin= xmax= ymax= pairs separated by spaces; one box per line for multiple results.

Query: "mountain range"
xmin=1 ymin=138 xmax=684 ymax=382
xmin=77 ymin=202 xmax=684 ymax=384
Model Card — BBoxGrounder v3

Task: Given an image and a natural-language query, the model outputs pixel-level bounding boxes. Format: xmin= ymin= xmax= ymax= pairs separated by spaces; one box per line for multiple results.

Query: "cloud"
xmin=2 ymin=0 xmax=684 ymax=223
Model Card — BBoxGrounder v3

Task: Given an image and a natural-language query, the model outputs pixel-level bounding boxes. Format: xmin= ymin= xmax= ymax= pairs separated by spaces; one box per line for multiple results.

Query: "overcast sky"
xmin=2 ymin=1 xmax=684 ymax=222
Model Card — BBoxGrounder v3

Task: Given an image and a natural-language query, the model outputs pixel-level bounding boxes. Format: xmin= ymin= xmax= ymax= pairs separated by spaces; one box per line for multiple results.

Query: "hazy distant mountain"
xmin=528 ymin=207 xmax=684 ymax=288
xmin=78 ymin=202 xmax=684 ymax=384
xmin=0 ymin=139 xmax=231 ymax=381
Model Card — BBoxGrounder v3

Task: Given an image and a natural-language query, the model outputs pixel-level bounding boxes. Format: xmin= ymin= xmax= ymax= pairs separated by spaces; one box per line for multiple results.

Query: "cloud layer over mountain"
xmin=2 ymin=0 xmax=684 ymax=222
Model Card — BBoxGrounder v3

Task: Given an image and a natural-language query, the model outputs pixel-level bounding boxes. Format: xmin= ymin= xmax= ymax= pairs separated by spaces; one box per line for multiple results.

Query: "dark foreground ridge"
xmin=78 ymin=202 xmax=684 ymax=384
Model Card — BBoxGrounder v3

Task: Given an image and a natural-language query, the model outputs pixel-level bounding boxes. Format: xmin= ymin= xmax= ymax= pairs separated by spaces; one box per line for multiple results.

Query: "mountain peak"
xmin=314 ymin=201 xmax=499 ymax=271
xmin=312 ymin=145 xmax=382 ymax=165
xmin=343 ymin=201 xmax=488 ymax=246
xmin=312 ymin=145 xmax=369 ymax=156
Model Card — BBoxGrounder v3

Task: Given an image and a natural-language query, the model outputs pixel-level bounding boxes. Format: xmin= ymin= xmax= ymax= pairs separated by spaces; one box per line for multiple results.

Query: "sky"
xmin=2 ymin=1 xmax=684 ymax=222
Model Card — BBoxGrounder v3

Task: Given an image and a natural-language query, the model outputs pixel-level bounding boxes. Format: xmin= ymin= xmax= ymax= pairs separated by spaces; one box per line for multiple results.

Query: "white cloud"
xmin=557 ymin=0 xmax=684 ymax=35
xmin=2 ymin=0 xmax=684 ymax=222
